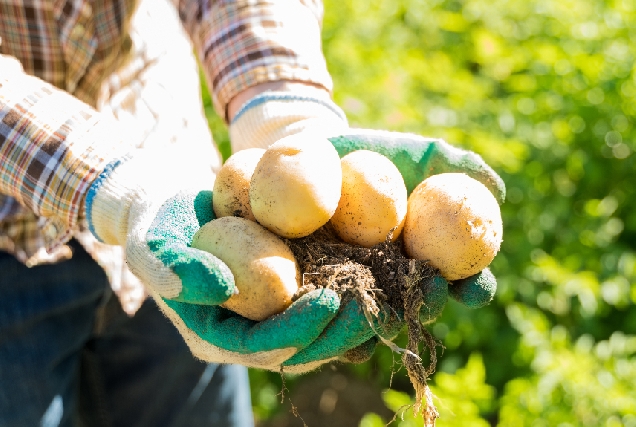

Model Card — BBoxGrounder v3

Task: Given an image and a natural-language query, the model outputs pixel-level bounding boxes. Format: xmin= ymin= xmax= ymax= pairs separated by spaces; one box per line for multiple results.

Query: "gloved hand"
xmin=229 ymin=92 xmax=506 ymax=349
xmin=84 ymin=147 xmax=398 ymax=373
xmin=328 ymin=130 xmax=505 ymax=314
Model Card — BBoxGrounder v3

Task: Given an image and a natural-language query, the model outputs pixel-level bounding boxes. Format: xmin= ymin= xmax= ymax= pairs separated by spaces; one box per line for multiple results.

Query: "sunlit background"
xmin=203 ymin=0 xmax=636 ymax=425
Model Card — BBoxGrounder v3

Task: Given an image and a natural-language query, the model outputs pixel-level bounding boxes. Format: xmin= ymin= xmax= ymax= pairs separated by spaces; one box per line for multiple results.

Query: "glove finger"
xmin=329 ymin=132 xmax=505 ymax=204
xmin=146 ymin=190 xmax=238 ymax=304
xmin=163 ymin=288 xmax=340 ymax=354
xmin=449 ymin=268 xmax=497 ymax=308
xmin=419 ymin=275 xmax=449 ymax=325
xmin=156 ymin=245 xmax=236 ymax=305
xmin=147 ymin=191 xmax=215 ymax=246
xmin=282 ymin=298 xmax=402 ymax=367
xmin=338 ymin=337 xmax=378 ymax=364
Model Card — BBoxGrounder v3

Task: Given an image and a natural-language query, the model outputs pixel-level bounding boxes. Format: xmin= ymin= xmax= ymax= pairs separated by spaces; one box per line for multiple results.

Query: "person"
xmin=0 ymin=0 xmax=505 ymax=426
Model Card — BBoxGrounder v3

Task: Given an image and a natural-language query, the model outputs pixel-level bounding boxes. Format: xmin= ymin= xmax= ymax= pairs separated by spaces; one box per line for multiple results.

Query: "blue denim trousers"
xmin=0 ymin=240 xmax=254 ymax=427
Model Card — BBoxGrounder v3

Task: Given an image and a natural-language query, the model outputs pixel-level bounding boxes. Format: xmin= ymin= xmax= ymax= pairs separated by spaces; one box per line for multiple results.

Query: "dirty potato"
xmin=403 ymin=173 xmax=503 ymax=280
xmin=212 ymin=148 xmax=265 ymax=221
xmin=250 ymin=134 xmax=342 ymax=238
xmin=330 ymin=150 xmax=407 ymax=247
xmin=191 ymin=216 xmax=300 ymax=321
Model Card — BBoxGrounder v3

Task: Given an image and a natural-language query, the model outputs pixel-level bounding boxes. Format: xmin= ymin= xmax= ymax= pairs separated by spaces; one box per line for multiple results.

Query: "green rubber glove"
xmin=153 ymin=190 xmax=404 ymax=373
xmin=284 ymin=275 xmax=448 ymax=369
xmin=328 ymin=131 xmax=505 ymax=202
xmin=84 ymin=148 xmax=378 ymax=372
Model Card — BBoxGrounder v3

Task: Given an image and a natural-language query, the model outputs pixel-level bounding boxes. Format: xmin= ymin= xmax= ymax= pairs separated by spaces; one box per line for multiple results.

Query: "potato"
xmin=330 ymin=150 xmax=407 ymax=247
xmin=250 ymin=134 xmax=342 ymax=238
xmin=403 ymin=173 xmax=503 ymax=281
xmin=212 ymin=148 xmax=265 ymax=221
xmin=191 ymin=216 xmax=300 ymax=321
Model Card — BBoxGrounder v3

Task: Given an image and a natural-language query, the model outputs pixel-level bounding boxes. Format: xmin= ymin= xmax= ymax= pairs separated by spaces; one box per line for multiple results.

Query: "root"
xmin=279 ymin=366 xmax=309 ymax=427
xmin=286 ymin=225 xmax=442 ymax=425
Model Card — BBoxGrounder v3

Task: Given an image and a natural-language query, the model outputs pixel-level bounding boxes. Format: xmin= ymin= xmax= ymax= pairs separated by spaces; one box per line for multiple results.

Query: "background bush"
xmin=203 ymin=0 xmax=636 ymax=425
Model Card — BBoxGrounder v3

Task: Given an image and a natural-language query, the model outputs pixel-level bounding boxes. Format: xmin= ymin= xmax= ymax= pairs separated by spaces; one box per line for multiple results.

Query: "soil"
xmin=285 ymin=225 xmax=441 ymax=426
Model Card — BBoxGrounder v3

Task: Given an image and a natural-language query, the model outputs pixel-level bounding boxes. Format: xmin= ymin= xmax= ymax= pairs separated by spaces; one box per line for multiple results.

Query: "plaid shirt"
xmin=0 ymin=0 xmax=332 ymax=314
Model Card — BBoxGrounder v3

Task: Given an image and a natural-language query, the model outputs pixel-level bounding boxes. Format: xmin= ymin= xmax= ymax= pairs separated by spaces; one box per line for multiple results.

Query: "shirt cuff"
xmin=179 ymin=0 xmax=333 ymax=122
xmin=0 ymin=56 xmax=129 ymax=250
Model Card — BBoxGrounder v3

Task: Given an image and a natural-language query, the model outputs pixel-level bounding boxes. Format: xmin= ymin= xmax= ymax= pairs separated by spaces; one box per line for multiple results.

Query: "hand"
xmin=328 ymin=130 xmax=505 ymax=312
xmin=229 ymin=90 xmax=505 ymax=341
xmin=83 ymin=148 xmax=397 ymax=372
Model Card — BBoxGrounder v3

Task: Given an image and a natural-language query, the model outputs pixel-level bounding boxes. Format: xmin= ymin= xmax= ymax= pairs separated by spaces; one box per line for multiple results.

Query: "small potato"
xmin=403 ymin=173 xmax=503 ymax=281
xmin=191 ymin=216 xmax=300 ymax=321
xmin=250 ymin=134 xmax=342 ymax=238
xmin=330 ymin=150 xmax=407 ymax=247
xmin=212 ymin=148 xmax=265 ymax=221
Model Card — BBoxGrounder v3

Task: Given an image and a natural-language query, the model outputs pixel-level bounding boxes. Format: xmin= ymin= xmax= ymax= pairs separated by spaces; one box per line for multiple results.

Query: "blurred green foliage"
xmin=203 ymin=0 xmax=636 ymax=425
xmin=359 ymin=354 xmax=495 ymax=427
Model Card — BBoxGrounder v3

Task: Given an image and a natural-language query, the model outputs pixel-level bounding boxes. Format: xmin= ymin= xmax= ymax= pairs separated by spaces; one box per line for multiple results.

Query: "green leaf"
xmin=359 ymin=413 xmax=386 ymax=427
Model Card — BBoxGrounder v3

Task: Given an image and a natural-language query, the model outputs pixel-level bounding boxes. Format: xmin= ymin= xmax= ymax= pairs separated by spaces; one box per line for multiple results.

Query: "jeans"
xmin=0 ymin=240 xmax=254 ymax=427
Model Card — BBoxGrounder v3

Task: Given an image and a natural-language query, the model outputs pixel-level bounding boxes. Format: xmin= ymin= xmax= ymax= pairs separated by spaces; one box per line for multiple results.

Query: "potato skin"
xmin=212 ymin=148 xmax=265 ymax=221
xmin=403 ymin=173 xmax=503 ymax=281
xmin=250 ymin=134 xmax=342 ymax=238
xmin=330 ymin=150 xmax=407 ymax=247
xmin=191 ymin=216 xmax=300 ymax=321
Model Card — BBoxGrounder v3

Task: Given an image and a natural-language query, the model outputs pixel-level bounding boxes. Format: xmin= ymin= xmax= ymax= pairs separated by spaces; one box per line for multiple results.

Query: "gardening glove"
xmin=84 ymin=147 xmax=366 ymax=372
xmin=328 ymin=130 xmax=504 ymax=313
xmin=229 ymin=93 xmax=506 ymax=369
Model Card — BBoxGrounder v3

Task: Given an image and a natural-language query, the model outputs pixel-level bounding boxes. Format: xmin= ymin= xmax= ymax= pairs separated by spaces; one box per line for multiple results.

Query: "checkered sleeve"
xmin=0 ymin=55 xmax=128 ymax=250
xmin=177 ymin=0 xmax=333 ymax=122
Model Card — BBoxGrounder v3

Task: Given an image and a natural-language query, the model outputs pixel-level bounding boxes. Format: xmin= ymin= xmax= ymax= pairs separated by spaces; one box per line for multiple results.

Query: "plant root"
xmin=287 ymin=225 xmax=441 ymax=425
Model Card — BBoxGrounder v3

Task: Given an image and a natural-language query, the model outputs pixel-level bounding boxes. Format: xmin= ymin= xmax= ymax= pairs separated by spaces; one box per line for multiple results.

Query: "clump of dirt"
xmin=286 ymin=225 xmax=442 ymax=426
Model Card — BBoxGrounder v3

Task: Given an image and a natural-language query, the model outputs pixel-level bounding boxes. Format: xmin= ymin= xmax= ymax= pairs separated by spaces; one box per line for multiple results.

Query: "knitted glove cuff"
xmin=85 ymin=147 xmax=215 ymax=246
xmin=228 ymin=92 xmax=349 ymax=152
xmin=85 ymin=156 xmax=133 ymax=245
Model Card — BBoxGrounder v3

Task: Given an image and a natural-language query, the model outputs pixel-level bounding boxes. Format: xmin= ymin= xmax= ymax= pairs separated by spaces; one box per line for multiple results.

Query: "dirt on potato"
xmin=285 ymin=224 xmax=443 ymax=426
